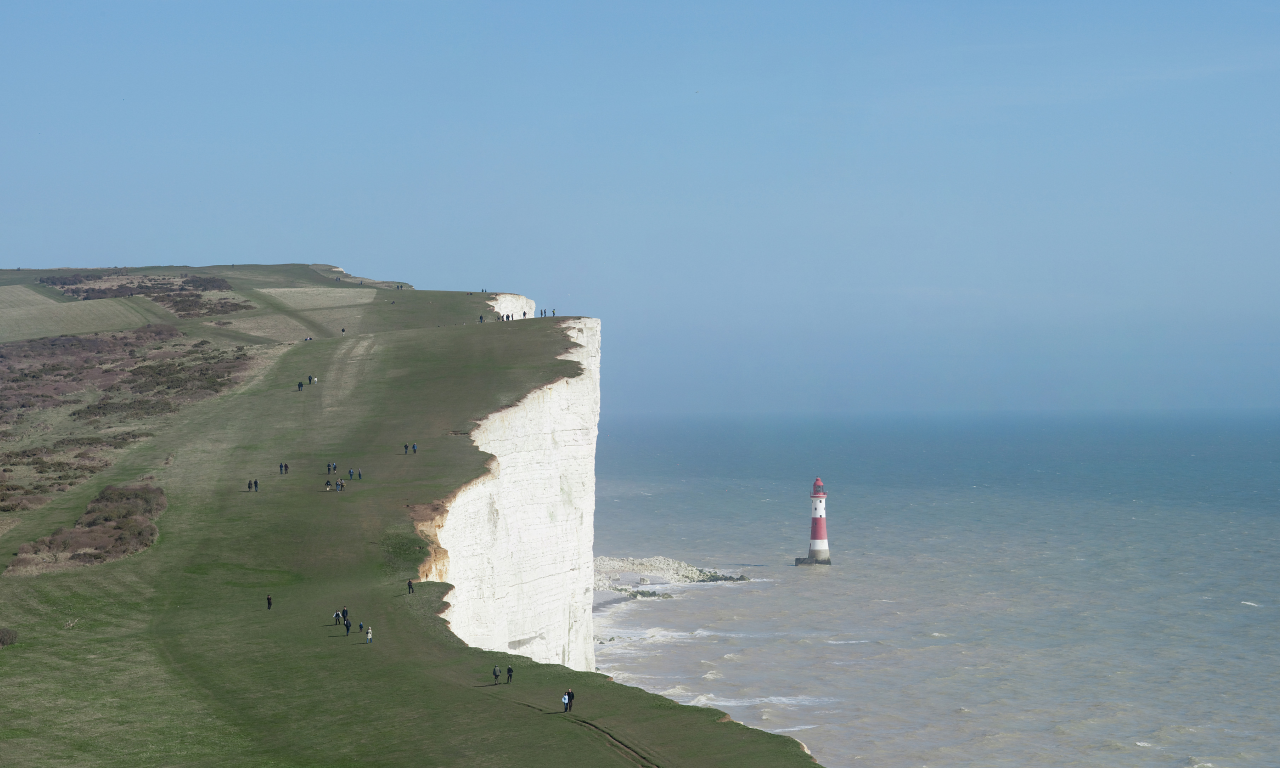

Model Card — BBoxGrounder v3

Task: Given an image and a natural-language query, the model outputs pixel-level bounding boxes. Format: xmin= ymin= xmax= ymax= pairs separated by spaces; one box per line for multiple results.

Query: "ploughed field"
xmin=0 ymin=264 xmax=813 ymax=767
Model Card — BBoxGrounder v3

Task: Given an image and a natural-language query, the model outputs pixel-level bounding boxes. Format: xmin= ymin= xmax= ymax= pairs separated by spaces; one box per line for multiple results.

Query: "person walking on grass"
xmin=279 ymin=463 xmax=284 ymax=475
xmin=298 ymin=381 xmax=303 ymax=391
xmin=493 ymin=666 xmax=501 ymax=685
xmin=345 ymin=618 xmax=351 ymax=636
xmin=254 ymin=479 xmax=259 ymax=491
xmin=285 ymin=463 xmax=289 ymax=474
xmin=567 ymin=689 xmax=575 ymax=712
xmin=412 ymin=443 xmax=417 ymax=454
xmin=507 ymin=665 xmax=513 ymax=683
xmin=357 ymin=469 xmax=362 ymax=480
xmin=404 ymin=444 xmax=409 ymax=455
xmin=342 ymin=606 xmax=348 ymax=621
xmin=334 ymin=610 xmax=342 ymax=625
xmin=562 ymin=693 xmax=569 ymax=712
xmin=407 ymin=580 xmax=414 ymax=594
xmin=366 ymin=626 xmax=372 ymax=644
xmin=267 ymin=594 xmax=272 ymax=610
xmin=308 ymin=375 xmax=313 ymax=384
xmin=248 ymin=481 xmax=252 ymax=492
xmin=349 ymin=468 xmax=353 ymax=480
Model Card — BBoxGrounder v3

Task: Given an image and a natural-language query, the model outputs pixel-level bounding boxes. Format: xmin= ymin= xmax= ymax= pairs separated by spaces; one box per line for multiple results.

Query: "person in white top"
xmin=366 ymin=627 xmax=372 ymax=644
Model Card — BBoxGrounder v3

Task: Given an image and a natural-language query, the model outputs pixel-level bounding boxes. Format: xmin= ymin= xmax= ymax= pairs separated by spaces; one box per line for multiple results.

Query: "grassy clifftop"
xmin=0 ymin=264 xmax=816 ymax=767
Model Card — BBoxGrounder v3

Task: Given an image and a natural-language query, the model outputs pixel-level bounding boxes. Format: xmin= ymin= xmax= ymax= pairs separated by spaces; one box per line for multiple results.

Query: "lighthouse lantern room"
xmin=795 ymin=477 xmax=832 ymax=566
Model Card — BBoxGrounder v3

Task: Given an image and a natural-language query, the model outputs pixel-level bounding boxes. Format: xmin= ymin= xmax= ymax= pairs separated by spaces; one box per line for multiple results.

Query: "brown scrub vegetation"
xmin=6 ymin=485 xmax=167 ymax=575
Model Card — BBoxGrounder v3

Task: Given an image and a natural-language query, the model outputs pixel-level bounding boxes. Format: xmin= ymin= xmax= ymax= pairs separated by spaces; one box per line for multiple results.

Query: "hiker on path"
xmin=412 ymin=443 xmax=417 ymax=454
xmin=345 ymin=619 xmax=351 ymax=636
xmin=407 ymin=580 xmax=414 ymax=594
xmin=493 ymin=666 xmax=501 ymax=684
xmin=334 ymin=611 xmax=342 ymax=625
xmin=366 ymin=627 xmax=372 ymax=644
xmin=507 ymin=665 xmax=513 ymax=683
xmin=267 ymin=594 xmax=272 ymax=610
xmin=562 ymin=693 xmax=569 ymax=712
xmin=567 ymin=689 xmax=575 ymax=711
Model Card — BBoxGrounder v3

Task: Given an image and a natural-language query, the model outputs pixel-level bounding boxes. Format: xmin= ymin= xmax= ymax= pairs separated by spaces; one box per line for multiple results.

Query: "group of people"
xmin=403 ymin=443 xmax=416 ymax=454
xmin=278 ymin=463 xmax=290 ymax=474
xmin=492 ymin=665 xmax=514 ymax=684
xmin=331 ymin=606 xmax=373 ymax=643
xmin=247 ymin=479 xmax=258 ymax=491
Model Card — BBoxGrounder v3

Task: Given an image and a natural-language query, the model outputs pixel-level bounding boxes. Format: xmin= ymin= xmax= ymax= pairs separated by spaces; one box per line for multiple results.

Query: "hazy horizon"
xmin=3 ymin=2 xmax=1278 ymax=416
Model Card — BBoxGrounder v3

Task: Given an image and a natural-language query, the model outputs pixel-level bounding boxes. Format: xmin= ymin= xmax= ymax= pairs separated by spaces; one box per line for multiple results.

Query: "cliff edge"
xmin=418 ymin=317 xmax=599 ymax=671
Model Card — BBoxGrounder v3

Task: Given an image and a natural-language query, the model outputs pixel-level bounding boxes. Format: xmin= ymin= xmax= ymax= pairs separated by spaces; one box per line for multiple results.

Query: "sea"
xmin=592 ymin=414 xmax=1279 ymax=767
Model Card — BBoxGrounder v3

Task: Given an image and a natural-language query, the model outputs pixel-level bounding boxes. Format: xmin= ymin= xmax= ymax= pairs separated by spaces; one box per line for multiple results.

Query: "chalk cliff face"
xmin=418 ymin=317 xmax=599 ymax=671
xmin=487 ymin=293 xmax=536 ymax=319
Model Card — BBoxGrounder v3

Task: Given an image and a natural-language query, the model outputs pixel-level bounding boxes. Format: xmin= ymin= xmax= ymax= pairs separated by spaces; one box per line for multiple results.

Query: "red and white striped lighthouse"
xmin=796 ymin=477 xmax=832 ymax=565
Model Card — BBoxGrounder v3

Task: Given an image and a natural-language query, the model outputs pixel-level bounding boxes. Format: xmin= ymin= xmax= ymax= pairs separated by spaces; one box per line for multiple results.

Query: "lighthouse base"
xmin=794 ymin=556 xmax=831 ymax=566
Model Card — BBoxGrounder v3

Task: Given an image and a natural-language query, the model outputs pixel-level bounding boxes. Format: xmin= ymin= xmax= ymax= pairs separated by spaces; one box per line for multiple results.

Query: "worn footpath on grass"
xmin=0 ymin=264 xmax=815 ymax=767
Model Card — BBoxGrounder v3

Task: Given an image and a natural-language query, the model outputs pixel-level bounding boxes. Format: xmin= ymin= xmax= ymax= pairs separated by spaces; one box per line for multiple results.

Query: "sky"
xmin=2 ymin=2 xmax=1278 ymax=416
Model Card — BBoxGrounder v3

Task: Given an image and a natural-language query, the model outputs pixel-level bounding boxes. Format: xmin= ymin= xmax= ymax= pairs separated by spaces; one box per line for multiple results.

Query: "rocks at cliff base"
xmin=593 ymin=556 xmax=748 ymax=594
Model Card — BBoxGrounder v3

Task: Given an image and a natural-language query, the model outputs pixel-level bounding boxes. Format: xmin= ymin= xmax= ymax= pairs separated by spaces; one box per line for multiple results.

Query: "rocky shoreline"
xmin=592 ymin=555 xmax=747 ymax=609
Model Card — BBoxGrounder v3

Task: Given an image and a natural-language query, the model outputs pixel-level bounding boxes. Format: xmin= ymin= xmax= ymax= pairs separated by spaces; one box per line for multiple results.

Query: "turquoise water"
xmin=593 ymin=415 xmax=1280 ymax=767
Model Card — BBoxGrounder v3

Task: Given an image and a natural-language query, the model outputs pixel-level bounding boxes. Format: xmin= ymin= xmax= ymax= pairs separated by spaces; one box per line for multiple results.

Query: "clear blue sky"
xmin=2 ymin=2 xmax=1278 ymax=415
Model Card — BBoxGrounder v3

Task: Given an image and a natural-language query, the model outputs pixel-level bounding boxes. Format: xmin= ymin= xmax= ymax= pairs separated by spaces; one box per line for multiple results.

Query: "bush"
xmin=0 ymin=627 xmax=16 ymax=646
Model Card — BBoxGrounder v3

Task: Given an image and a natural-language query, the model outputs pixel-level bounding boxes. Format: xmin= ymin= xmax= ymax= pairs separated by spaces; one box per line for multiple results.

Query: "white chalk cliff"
xmin=417 ymin=317 xmax=599 ymax=671
xmin=487 ymin=293 xmax=536 ymax=320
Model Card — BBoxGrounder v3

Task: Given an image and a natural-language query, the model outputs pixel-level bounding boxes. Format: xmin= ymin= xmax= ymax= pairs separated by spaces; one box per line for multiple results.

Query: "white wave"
xmin=826 ymin=640 xmax=870 ymax=644
xmin=690 ymin=694 xmax=838 ymax=708
xmin=1241 ymin=601 xmax=1261 ymax=607
xmin=771 ymin=725 xmax=819 ymax=732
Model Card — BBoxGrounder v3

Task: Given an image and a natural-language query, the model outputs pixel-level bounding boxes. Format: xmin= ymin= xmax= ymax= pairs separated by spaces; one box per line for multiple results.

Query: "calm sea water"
xmin=593 ymin=414 xmax=1280 ymax=767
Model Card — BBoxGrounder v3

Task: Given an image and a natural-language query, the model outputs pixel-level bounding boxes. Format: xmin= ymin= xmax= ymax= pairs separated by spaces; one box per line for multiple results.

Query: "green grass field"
xmin=0 ymin=265 xmax=815 ymax=767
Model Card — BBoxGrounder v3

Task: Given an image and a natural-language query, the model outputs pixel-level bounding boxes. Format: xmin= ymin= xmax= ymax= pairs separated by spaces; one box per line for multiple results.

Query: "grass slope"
xmin=0 ymin=265 xmax=815 ymax=767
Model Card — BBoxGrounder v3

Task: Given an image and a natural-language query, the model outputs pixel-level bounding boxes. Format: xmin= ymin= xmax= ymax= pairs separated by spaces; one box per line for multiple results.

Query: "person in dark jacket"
xmin=267 ymin=594 xmax=272 ymax=610
xmin=345 ymin=618 xmax=351 ymax=636
xmin=254 ymin=479 xmax=258 ymax=491
xmin=407 ymin=580 xmax=414 ymax=594
xmin=567 ymin=689 xmax=575 ymax=712
xmin=507 ymin=665 xmax=513 ymax=683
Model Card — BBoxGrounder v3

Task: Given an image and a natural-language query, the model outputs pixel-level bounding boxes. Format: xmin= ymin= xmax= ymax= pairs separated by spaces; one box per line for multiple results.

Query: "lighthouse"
xmin=795 ymin=477 xmax=832 ymax=566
